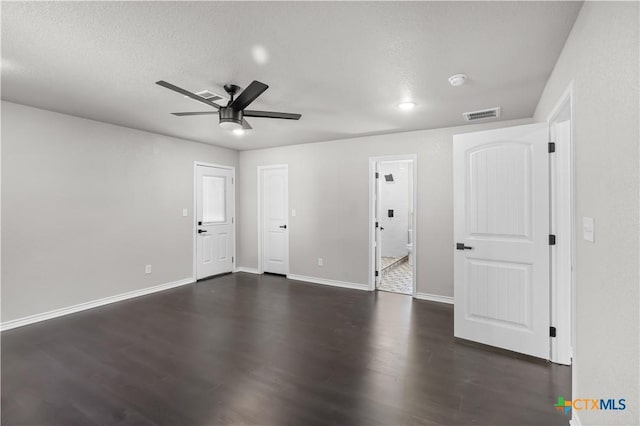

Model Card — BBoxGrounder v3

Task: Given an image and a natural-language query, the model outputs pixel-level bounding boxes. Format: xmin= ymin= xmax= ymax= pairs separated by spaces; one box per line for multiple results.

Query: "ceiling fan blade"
xmin=229 ymin=80 xmax=268 ymax=110
xmin=243 ymin=110 xmax=302 ymax=120
xmin=156 ymin=81 xmax=221 ymax=109
xmin=171 ymin=111 xmax=219 ymax=116
xmin=242 ymin=118 xmax=253 ymax=130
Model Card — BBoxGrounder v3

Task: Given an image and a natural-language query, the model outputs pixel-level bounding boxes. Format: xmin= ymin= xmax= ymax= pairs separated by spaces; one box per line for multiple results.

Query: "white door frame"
xmin=257 ymin=164 xmax=289 ymax=274
xmin=547 ymin=81 xmax=576 ymax=366
xmin=192 ymin=161 xmax=236 ymax=280
xmin=368 ymin=154 xmax=418 ymax=296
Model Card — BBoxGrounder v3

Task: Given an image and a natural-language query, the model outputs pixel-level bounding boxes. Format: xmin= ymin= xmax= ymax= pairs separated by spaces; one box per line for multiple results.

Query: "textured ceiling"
xmin=1 ymin=1 xmax=581 ymax=150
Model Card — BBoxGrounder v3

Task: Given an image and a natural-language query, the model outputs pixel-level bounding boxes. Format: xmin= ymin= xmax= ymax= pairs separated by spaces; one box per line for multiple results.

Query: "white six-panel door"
xmin=261 ymin=166 xmax=289 ymax=275
xmin=196 ymin=165 xmax=234 ymax=280
xmin=453 ymin=123 xmax=550 ymax=359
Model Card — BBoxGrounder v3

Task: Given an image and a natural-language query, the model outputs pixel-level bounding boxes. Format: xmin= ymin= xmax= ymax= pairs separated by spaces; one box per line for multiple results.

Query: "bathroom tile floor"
xmin=378 ymin=258 xmax=413 ymax=295
xmin=381 ymin=256 xmax=401 ymax=269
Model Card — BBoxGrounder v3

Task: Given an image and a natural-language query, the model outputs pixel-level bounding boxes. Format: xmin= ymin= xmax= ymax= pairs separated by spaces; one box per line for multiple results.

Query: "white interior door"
xmin=196 ymin=165 xmax=234 ymax=280
xmin=261 ymin=166 xmax=289 ymax=274
xmin=453 ymin=123 xmax=550 ymax=359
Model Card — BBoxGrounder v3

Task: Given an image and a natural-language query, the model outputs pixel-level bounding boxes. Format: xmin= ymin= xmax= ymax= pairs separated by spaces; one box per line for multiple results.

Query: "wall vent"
xmin=462 ymin=107 xmax=501 ymax=121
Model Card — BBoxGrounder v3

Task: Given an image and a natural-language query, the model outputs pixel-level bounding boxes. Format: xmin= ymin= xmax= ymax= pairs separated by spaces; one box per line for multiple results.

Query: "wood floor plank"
xmin=1 ymin=272 xmax=571 ymax=425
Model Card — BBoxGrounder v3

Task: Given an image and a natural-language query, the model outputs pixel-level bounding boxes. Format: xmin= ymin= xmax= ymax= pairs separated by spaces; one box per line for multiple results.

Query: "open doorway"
xmin=451 ymin=84 xmax=574 ymax=364
xmin=369 ymin=155 xmax=417 ymax=296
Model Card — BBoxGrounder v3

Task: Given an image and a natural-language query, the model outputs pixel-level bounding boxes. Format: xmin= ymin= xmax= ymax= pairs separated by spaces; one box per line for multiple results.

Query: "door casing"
xmin=257 ymin=164 xmax=289 ymax=275
xmin=547 ymin=81 xmax=575 ymax=366
xmin=368 ymin=154 xmax=418 ymax=296
xmin=192 ymin=161 xmax=236 ymax=279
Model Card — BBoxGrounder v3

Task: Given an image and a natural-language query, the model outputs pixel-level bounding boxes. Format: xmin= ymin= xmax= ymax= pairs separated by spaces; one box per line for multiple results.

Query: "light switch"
xmin=183 ymin=208 xmax=188 ymax=217
xmin=291 ymin=209 xmax=297 ymax=217
xmin=583 ymin=217 xmax=594 ymax=242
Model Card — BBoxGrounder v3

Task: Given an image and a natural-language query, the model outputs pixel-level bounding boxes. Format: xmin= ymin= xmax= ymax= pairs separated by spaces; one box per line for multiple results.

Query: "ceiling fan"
xmin=156 ymin=80 xmax=301 ymax=133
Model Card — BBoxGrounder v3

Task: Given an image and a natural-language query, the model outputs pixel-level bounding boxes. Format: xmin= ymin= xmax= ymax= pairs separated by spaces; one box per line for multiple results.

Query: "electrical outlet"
xmin=182 ymin=208 xmax=188 ymax=217
xmin=291 ymin=209 xmax=297 ymax=217
xmin=318 ymin=258 xmax=324 ymax=266
xmin=145 ymin=265 xmax=152 ymax=274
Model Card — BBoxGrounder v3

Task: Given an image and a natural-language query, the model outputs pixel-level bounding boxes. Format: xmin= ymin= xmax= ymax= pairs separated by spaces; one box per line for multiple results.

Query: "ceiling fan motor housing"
xmin=219 ymin=107 xmax=243 ymax=129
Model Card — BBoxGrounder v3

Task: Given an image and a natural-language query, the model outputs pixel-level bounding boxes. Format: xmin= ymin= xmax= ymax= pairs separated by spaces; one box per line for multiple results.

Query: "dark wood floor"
xmin=2 ymin=273 xmax=570 ymax=426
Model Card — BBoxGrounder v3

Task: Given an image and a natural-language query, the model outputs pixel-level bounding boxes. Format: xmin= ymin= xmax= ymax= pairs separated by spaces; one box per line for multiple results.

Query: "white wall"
xmin=534 ymin=2 xmax=639 ymax=425
xmin=238 ymin=118 xmax=533 ymax=296
xmin=379 ymin=161 xmax=410 ymax=258
xmin=1 ymin=101 xmax=238 ymax=322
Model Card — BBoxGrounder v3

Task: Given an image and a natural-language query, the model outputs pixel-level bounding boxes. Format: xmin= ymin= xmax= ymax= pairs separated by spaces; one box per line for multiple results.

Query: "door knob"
xmin=279 ymin=225 xmax=287 ymax=229
xmin=198 ymin=229 xmax=208 ymax=234
xmin=456 ymin=243 xmax=473 ymax=250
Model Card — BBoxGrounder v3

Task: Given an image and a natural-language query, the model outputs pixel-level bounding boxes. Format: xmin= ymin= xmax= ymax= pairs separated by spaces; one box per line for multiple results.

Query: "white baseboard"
xmin=287 ymin=274 xmax=369 ymax=291
xmin=1 ymin=277 xmax=195 ymax=332
xmin=569 ymin=411 xmax=581 ymax=426
xmin=234 ymin=267 xmax=260 ymax=274
xmin=415 ymin=292 xmax=454 ymax=305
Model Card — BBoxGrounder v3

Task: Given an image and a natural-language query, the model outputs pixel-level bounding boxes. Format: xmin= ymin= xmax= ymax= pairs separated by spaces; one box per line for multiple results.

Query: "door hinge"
xmin=232 ymin=177 xmax=234 ymax=184
xmin=548 ymin=142 xmax=556 ymax=153
xmin=232 ymin=256 xmax=234 ymax=263
xmin=549 ymin=234 xmax=556 ymax=245
xmin=232 ymin=217 xmax=234 ymax=224
xmin=550 ymin=326 xmax=557 ymax=337
xmin=375 ymin=270 xmax=379 ymax=277
xmin=375 ymin=172 xmax=379 ymax=179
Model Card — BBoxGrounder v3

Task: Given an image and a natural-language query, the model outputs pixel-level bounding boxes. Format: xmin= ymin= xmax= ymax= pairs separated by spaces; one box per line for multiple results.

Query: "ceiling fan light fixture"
xmin=156 ymin=79 xmax=301 ymax=134
xmin=219 ymin=106 xmax=243 ymax=131
xmin=219 ymin=120 xmax=242 ymax=131
xmin=397 ymin=101 xmax=416 ymax=111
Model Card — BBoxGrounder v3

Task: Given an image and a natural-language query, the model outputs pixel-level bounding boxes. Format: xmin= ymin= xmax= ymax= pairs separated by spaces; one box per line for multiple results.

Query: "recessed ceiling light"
xmin=397 ymin=101 xmax=416 ymax=111
xmin=448 ymin=74 xmax=467 ymax=87
xmin=232 ymin=128 xmax=245 ymax=136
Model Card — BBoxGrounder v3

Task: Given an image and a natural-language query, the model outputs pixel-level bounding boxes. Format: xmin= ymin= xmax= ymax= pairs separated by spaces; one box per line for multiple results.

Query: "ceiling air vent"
xmin=194 ymin=90 xmax=224 ymax=101
xmin=463 ymin=107 xmax=501 ymax=121
xmin=183 ymin=89 xmax=226 ymax=103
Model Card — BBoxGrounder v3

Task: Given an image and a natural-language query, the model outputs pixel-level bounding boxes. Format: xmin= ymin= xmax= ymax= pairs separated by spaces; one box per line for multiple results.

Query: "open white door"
xmin=453 ymin=123 xmax=550 ymax=359
xmin=260 ymin=166 xmax=289 ymax=275
xmin=196 ymin=164 xmax=234 ymax=280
